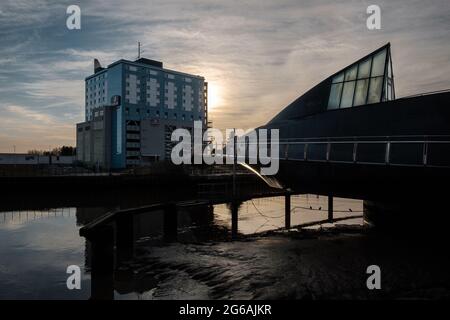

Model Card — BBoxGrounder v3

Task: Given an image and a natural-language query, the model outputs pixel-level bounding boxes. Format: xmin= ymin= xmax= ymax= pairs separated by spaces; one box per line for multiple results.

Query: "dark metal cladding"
xmin=265 ymin=91 xmax=450 ymax=140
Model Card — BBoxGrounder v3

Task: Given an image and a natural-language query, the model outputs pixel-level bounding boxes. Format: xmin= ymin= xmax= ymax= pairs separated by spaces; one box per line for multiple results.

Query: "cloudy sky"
xmin=0 ymin=0 xmax=449 ymax=152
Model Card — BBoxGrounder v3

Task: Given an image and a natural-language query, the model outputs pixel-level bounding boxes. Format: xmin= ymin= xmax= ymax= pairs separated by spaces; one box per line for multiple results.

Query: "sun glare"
xmin=207 ymin=82 xmax=223 ymax=112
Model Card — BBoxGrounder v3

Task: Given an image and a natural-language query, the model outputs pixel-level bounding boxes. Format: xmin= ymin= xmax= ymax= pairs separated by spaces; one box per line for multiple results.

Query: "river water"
xmin=0 ymin=195 xmax=363 ymax=299
xmin=1 ymin=195 xmax=449 ymax=300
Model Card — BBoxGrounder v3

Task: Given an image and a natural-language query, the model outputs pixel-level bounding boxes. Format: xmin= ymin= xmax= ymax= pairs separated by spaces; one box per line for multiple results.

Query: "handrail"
xmin=277 ymin=134 xmax=450 ymax=142
xmin=242 ymin=137 xmax=450 ymax=168
xmin=80 ymin=203 xmax=168 ymax=236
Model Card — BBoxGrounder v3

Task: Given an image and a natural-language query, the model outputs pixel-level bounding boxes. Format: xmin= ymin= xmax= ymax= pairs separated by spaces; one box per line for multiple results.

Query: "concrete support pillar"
xmin=328 ymin=194 xmax=333 ymax=222
xmin=285 ymin=193 xmax=291 ymax=229
xmin=89 ymin=225 xmax=114 ymax=300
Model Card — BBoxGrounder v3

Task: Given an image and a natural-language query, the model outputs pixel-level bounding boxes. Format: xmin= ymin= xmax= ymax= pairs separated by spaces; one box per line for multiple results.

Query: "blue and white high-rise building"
xmin=77 ymin=57 xmax=208 ymax=169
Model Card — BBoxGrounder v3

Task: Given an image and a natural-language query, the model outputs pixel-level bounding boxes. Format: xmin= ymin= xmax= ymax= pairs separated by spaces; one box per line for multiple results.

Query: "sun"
xmin=206 ymin=82 xmax=223 ymax=112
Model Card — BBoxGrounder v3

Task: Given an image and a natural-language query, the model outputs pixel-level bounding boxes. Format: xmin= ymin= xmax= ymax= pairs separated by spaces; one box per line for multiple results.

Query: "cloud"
xmin=0 ymin=103 xmax=75 ymax=152
xmin=0 ymin=0 xmax=449 ymax=149
xmin=5 ymin=105 xmax=53 ymax=123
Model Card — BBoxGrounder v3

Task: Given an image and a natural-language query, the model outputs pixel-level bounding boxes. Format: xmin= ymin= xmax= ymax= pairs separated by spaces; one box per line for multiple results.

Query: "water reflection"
xmin=0 ymin=208 xmax=90 ymax=299
xmin=215 ymin=195 xmax=363 ymax=234
xmin=0 ymin=195 xmax=363 ymax=299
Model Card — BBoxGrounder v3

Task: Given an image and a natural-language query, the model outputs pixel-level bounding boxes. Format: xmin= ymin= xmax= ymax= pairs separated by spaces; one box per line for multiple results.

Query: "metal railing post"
xmin=385 ymin=142 xmax=391 ymax=164
xmin=326 ymin=142 xmax=331 ymax=162
xmin=353 ymin=142 xmax=358 ymax=163
xmin=423 ymin=142 xmax=428 ymax=166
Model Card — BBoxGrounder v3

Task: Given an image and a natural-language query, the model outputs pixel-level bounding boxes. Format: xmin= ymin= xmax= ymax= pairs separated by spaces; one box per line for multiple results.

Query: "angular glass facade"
xmin=327 ymin=45 xmax=395 ymax=110
xmin=267 ymin=43 xmax=395 ymax=126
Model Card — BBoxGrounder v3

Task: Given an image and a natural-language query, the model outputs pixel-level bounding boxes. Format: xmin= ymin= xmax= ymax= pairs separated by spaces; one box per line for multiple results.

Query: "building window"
xmin=340 ymin=81 xmax=356 ymax=108
xmin=353 ymin=79 xmax=370 ymax=106
xmin=327 ymin=47 xmax=392 ymax=110
xmin=357 ymin=58 xmax=372 ymax=79
xmin=367 ymin=77 xmax=384 ymax=104
xmin=371 ymin=50 xmax=387 ymax=77
xmin=327 ymin=83 xmax=343 ymax=110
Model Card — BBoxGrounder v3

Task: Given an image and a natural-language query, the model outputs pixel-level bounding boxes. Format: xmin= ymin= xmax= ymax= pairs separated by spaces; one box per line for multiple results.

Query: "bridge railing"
xmin=250 ymin=135 xmax=450 ymax=168
xmin=285 ymin=137 xmax=450 ymax=168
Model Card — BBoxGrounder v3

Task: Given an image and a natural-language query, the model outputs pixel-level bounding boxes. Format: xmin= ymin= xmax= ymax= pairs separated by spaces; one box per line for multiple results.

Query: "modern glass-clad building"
xmin=268 ymin=43 xmax=395 ymax=126
xmin=257 ymin=43 xmax=450 ymax=230
xmin=77 ymin=57 xmax=208 ymax=169
xmin=261 ymin=43 xmax=450 ymax=167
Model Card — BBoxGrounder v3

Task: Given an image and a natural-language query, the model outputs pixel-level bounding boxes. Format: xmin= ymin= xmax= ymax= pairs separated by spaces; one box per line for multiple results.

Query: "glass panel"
xmin=386 ymin=78 xmax=393 ymax=100
xmin=371 ymin=49 xmax=387 ymax=77
xmin=382 ymin=76 xmax=388 ymax=102
xmin=387 ymin=55 xmax=393 ymax=78
xmin=344 ymin=65 xmax=357 ymax=81
xmin=353 ymin=79 xmax=369 ymax=106
xmin=367 ymin=76 xmax=383 ymax=104
xmin=332 ymin=72 xmax=344 ymax=83
xmin=390 ymin=80 xmax=394 ymax=100
xmin=328 ymin=83 xmax=343 ymax=109
xmin=340 ymin=81 xmax=356 ymax=108
xmin=357 ymin=58 xmax=372 ymax=79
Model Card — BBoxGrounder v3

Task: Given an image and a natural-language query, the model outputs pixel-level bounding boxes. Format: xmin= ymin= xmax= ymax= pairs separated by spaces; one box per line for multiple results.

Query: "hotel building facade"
xmin=76 ymin=57 xmax=208 ymax=169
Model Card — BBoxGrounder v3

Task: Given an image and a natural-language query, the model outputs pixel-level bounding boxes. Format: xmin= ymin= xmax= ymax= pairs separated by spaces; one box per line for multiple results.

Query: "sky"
xmin=0 ymin=0 xmax=449 ymax=152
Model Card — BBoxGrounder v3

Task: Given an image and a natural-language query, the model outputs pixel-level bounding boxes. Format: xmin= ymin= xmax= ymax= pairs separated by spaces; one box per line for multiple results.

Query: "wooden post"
xmin=285 ymin=193 xmax=291 ymax=229
xmin=231 ymin=201 xmax=239 ymax=239
xmin=89 ymin=225 xmax=114 ymax=300
xmin=116 ymin=214 xmax=134 ymax=263
xmin=232 ymin=129 xmax=237 ymax=200
xmin=328 ymin=194 xmax=333 ymax=222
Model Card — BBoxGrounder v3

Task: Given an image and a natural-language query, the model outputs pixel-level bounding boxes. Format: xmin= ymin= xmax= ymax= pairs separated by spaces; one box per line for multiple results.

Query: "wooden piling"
xmin=116 ymin=214 xmax=134 ymax=263
xmin=231 ymin=201 xmax=238 ymax=239
xmin=328 ymin=194 xmax=333 ymax=222
xmin=89 ymin=225 xmax=114 ymax=300
xmin=285 ymin=192 xmax=291 ymax=229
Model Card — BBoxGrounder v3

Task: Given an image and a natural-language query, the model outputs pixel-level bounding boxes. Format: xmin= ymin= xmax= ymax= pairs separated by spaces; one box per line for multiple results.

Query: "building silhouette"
xmin=77 ymin=57 xmax=208 ymax=169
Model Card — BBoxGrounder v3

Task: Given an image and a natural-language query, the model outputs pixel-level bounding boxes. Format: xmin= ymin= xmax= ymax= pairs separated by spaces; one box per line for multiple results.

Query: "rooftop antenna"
xmin=136 ymin=42 xmax=146 ymax=60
